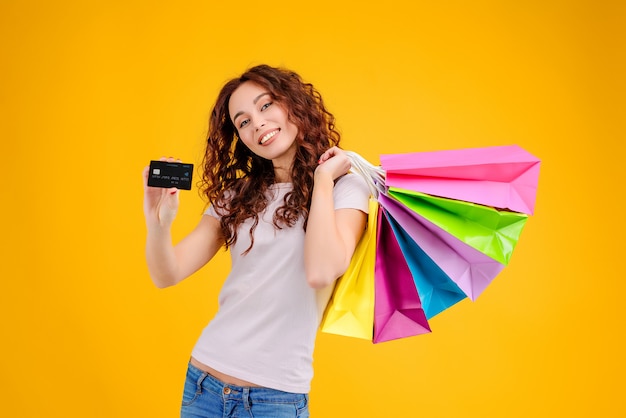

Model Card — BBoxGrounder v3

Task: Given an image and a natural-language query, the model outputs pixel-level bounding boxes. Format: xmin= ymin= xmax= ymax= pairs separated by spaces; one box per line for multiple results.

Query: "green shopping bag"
xmin=387 ymin=187 xmax=528 ymax=265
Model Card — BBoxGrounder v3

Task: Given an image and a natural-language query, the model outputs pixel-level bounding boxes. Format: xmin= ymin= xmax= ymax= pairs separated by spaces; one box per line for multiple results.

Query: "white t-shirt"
xmin=191 ymin=173 xmax=370 ymax=393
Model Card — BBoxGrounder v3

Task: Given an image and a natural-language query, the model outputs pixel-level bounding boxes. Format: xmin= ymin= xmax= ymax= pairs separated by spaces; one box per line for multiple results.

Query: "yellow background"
xmin=1 ymin=0 xmax=624 ymax=416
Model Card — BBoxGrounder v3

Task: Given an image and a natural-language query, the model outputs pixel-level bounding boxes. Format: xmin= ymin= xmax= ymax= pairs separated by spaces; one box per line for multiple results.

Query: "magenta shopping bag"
xmin=374 ymin=208 xmax=431 ymax=343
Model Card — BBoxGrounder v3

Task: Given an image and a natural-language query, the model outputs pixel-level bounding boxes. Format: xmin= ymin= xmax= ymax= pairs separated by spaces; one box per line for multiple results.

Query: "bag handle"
xmin=344 ymin=151 xmax=387 ymax=198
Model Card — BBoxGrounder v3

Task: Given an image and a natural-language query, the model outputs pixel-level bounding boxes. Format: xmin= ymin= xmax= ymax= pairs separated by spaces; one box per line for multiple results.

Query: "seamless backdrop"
xmin=1 ymin=0 xmax=624 ymax=417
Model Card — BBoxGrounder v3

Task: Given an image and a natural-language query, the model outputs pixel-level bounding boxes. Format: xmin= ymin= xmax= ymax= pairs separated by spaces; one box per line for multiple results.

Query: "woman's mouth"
xmin=259 ymin=129 xmax=279 ymax=145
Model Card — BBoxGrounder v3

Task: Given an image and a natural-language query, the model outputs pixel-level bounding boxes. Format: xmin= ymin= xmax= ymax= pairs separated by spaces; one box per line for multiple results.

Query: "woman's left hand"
xmin=315 ymin=146 xmax=351 ymax=181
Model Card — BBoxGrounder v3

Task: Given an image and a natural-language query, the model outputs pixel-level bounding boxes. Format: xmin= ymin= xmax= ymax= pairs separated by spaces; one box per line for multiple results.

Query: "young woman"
xmin=143 ymin=64 xmax=370 ymax=417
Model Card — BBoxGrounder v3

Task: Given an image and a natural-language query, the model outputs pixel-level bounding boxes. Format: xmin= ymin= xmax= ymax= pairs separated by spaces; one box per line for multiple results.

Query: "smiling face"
xmin=229 ymin=81 xmax=299 ymax=179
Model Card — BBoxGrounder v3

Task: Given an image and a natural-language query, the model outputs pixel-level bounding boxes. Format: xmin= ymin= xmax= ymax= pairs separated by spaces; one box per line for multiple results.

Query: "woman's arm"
xmin=304 ymin=148 xmax=368 ymax=289
xmin=143 ymin=161 xmax=224 ymax=288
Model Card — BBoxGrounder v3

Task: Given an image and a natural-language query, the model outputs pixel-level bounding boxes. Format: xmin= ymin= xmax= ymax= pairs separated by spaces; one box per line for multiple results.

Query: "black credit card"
xmin=147 ymin=160 xmax=194 ymax=190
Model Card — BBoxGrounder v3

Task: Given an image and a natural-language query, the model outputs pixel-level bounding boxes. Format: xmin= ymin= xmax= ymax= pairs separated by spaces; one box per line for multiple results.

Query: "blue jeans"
xmin=181 ymin=362 xmax=310 ymax=418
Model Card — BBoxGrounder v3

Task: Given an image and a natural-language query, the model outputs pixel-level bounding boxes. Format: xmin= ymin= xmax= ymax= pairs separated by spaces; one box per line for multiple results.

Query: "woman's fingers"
xmin=318 ymin=146 xmax=342 ymax=163
xmin=142 ymin=165 xmax=150 ymax=185
xmin=159 ymin=156 xmax=182 ymax=163
xmin=316 ymin=147 xmax=351 ymax=180
xmin=143 ymin=157 xmax=181 ymax=225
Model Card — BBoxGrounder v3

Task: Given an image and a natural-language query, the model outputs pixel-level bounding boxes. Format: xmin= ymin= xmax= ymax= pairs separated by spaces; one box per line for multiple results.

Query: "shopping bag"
xmin=380 ymin=145 xmax=540 ymax=214
xmin=384 ymin=208 xmax=467 ymax=319
xmin=379 ymin=193 xmax=505 ymax=302
xmin=320 ymin=199 xmax=378 ymax=340
xmin=374 ymin=208 xmax=431 ymax=343
xmin=387 ymin=188 xmax=529 ymax=265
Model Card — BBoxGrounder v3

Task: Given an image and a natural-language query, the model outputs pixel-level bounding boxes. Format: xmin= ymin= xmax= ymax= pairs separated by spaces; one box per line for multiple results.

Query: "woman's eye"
xmin=261 ymin=102 xmax=272 ymax=111
xmin=239 ymin=119 xmax=249 ymax=128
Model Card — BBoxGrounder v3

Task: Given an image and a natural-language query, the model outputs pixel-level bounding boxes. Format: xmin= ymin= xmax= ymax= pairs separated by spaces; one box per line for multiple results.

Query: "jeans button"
xmin=223 ymin=387 xmax=231 ymax=395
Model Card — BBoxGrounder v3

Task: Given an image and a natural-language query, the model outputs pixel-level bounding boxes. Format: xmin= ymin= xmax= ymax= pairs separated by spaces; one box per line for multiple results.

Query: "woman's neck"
xmin=271 ymin=144 xmax=297 ymax=183
xmin=273 ymin=168 xmax=291 ymax=183
xmin=272 ymin=158 xmax=294 ymax=183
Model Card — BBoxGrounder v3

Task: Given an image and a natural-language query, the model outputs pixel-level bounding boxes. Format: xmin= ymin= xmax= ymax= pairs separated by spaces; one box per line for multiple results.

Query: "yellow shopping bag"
xmin=320 ymin=199 xmax=378 ymax=340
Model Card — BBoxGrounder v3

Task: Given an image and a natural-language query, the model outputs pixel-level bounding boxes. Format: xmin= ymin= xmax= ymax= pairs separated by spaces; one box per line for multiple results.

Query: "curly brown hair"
xmin=199 ymin=65 xmax=341 ymax=253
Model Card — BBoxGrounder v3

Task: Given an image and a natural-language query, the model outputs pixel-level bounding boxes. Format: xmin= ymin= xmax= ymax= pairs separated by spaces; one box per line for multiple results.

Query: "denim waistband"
xmin=186 ymin=361 xmax=307 ymax=403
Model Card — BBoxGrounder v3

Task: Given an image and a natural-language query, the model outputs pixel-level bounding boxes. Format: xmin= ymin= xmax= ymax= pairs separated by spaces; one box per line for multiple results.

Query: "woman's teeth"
xmin=260 ymin=130 xmax=278 ymax=144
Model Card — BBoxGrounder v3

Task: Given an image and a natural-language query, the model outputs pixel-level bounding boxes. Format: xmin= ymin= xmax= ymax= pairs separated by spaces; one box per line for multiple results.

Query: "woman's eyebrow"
xmin=232 ymin=93 xmax=271 ymax=122
xmin=253 ymin=92 xmax=270 ymax=104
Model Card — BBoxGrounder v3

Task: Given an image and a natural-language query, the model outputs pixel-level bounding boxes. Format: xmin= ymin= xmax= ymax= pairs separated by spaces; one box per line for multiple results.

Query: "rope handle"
xmin=344 ymin=151 xmax=386 ymax=198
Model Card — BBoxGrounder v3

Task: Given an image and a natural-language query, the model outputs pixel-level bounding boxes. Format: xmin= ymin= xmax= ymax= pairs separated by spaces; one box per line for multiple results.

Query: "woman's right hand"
xmin=143 ymin=157 xmax=180 ymax=228
xmin=142 ymin=156 xmax=223 ymax=288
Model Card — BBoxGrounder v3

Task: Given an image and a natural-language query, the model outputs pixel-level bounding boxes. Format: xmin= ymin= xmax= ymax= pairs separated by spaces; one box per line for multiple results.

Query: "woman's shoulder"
xmin=333 ymin=173 xmax=371 ymax=212
xmin=335 ymin=172 xmax=370 ymax=191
